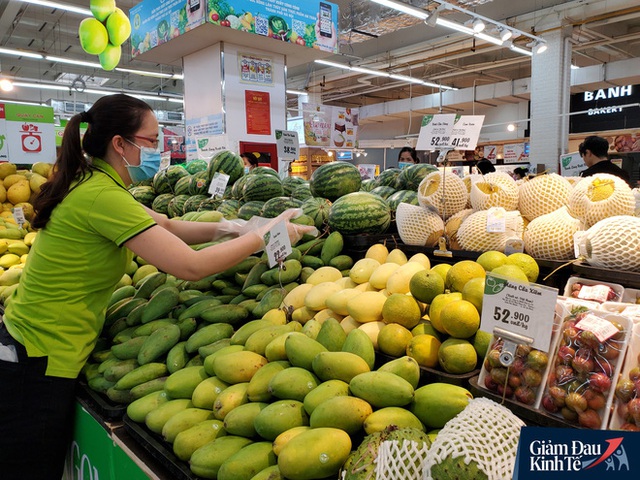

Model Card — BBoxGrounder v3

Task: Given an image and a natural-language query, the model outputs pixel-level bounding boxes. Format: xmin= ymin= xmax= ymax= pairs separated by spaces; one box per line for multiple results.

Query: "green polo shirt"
xmin=3 ymin=158 xmax=156 ymax=378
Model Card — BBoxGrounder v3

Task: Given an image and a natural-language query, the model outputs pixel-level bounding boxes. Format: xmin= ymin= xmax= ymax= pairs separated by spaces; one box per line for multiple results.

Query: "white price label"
xmin=12 ymin=207 xmax=25 ymax=227
xmin=276 ymin=130 xmax=300 ymax=161
xmin=208 ymin=172 xmax=230 ymax=198
xmin=448 ymin=115 xmax=484 ymax=151
xmin=415 ymin=114 xmax=456 ymax=151
xmin=575 ymin=314 xmax=620 ymax=343
xmin=481 ymin=273 xmax=558 ymax=352
xmin=264 ymin=221 xmax=292 ymax=268
xmin=486 ymin=207 xmax=506 ymax=233
xmin=504 ymin=238 xmax=525 ymax=255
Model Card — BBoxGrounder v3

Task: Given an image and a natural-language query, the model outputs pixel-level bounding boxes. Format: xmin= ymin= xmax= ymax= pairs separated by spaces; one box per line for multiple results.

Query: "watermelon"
xmin=310 ymin=162 xmax=361 ymax=201
xmin=167 ymin=194 xmax=190 ymax=218
xmin=370 ymin=185 xmax=396 ymax=200
xmin=230 ymin=175 xmax=249 ymax=201
xmin=261 ymin=197 xmax=303 ymax=218
xmin=129 ymin=178 xmax=154 ymax=188
xmin=360 ymin=178 xmax=376 ymax=192
xmin=386 ymin=189 xmax=418 ymax=211
xmin=129 ymin=186 xmax=156 ymax=207
xmin=182 ymin=195 xmax=210 ymax=213
xmin=328 ymin=192 xmax=391 ymax=235
xmin=151 ymin=193 xmax=174 ymax=215
xmin=152 ymin=169 xmax=172 ymax=194
xmin=374 ymin=168 xmax=402 ymax=188
xmin=206 ymin=150 xmax=244 ymax=184
xmin=237 ymin=201 xmax=265 ymax=220
xmin=291 ymin=184 xmax=312 ymax=201
xmin=185 ymin=159 xmax=208 ymax=175
xmin=165 ymin=165 xmax=190 ymax=190
xmin=242 ymin=174 xmax=284 ymax=202
xmin=197 ymin=198 xmax=223 ymax=211
xmin=394 ymin=163 xmax=438 ymax=190
xmin=216 ymin=199 xmax=242 ymax=219
xmin=188 ymin=171 xmax=211 ymax=196
xmin=173 ymin=175 xmax=192 ymax=196
xmin=282 ymin=176 xmax=307 ymax=196
xmin=301 ymin=196 xmax=332 ymax=230
xmin=249 ymin=166 xmax=279 ymax=177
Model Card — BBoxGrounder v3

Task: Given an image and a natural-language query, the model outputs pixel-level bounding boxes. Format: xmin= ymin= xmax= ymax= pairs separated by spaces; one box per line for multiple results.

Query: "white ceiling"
xmin=1 ymin=0 xmax=639 ymax=122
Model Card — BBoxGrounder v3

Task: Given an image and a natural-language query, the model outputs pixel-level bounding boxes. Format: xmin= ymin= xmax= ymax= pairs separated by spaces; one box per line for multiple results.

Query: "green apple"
xmin=98 ymin=43 xmax=121 ymax=71
xmin=90 ymin=0 xmax=115 ymax=23
xmin=106 ymin=7 xmax=132 ymax=47
xmin=78 ymin=17 xmax=109 ymax=55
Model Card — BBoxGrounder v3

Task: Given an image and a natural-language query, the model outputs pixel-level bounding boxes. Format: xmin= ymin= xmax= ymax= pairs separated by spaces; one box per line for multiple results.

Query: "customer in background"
xmin=241 ymin=152 xmax=260 ymax=173
xmin=476 ymin=158 xmax=496 ymax=174
xmin=398 ymin=146 xmax=419 ymax=164
xmin=513 ymin=167 xmax=529 ymax=180
xmin=579 ymin=135 xmax=632 ymax=186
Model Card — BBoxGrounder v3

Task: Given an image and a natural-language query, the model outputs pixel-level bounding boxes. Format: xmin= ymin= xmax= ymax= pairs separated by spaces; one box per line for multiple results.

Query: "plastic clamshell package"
xmin=563 ymin=276 xmax=625 ymax=304
xmin=609 ymin=321 xmax=640 ymax=430
xmin=539 ymin=307 xmax=632 ymax=429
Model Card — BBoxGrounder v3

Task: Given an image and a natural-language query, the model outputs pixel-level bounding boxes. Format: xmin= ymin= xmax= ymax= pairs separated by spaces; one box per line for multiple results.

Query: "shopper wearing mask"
xmin=398 ymin=146 xmax=419 ymax=164
xmin=241 ymin=151 xmax=260 ymax=173
xmin=579 ymin=135 xmax=632 ymax=187
xmin=0 ymin=94 xmax=314 ymax=480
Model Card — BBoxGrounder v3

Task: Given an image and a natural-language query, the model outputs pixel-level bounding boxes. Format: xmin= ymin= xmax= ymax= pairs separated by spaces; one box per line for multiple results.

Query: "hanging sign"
xmin=0 ymin=103 xmax=56 ymax=164
xmin=275 ymin=130 xmax=299 ymax=160
xmin=480 ymin=273 xmax=558 ymax=352
xmin=415 ymin=114 xmax=456 ymax=151
xmin=195 ymin=134 xmax=228 ymax=160
xmin=449 ymin=115 xmax=485 ymax=150
xmin=483 ymin=145 xmax=497 ymax=163
xmin=559 ymin=151 xmax=585 ymax=176
xmin=503 ymin=143 xmax=529 ymax=164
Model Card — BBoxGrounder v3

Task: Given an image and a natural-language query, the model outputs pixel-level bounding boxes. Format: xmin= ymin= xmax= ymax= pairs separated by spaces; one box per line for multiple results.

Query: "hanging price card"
xmin=276 ymin=130 xmax=299 ymax=160
xmin=449 ymin=115 xmax=484 ymax=150
xmin=415 ymin=114 xmax=456 ymax=151
xmin=263 ymin=221 xmax=292 ymax=268
xmin=208 ymin=172 xmax=230 ymax=198
xmin=481 ymin=273 xmax=558 ymax=351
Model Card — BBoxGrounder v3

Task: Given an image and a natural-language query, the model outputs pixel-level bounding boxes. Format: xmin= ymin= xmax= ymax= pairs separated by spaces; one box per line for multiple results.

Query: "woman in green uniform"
xmin=0 ymin=94 xmax=312 ymax=479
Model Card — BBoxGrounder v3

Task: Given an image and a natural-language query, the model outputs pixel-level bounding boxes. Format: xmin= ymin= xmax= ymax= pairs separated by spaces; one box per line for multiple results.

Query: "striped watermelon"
xmin=250 ymin=166 xmax=279 ymax=177
xmin=216 ymin=199 xmax=242 ymax=219
xmin=282 ymin=176 xmax=307 ymax=196
xmin=152 ymin=169 xmax=172 ymax=194
xmin=310 ymin=162 xmax=362 ymax=201
xmin=129 ymin=186 xmax=156 ymax=207
xmin=206 ymin=150 xmax=244 ymax=184
xmin=185 ymin=159 xmax=208 ymax=175
xmin=243 ymin=174 xmax=284 ymax=202
xmin=374 ymin=168 xmax=401 ymax=188
xmin=395 ymin=163 xmax=438 ymax=190
xmin=165 ymin=165 xmax=190 ymax=190
xmin=230 ymin=175 xmax=249 ymax=201
xmin=386 ymin=189 xmax=418 ymax=211
xmin=328 ymin=192 xmax=391 ymax=235
xmin=237 ymin=201 xmax=265 ymax=220
xmin=182 ymin=195 xmax=210 ymax=213
xmin=291 ymin=184 xmax=312 ymax=201
xmin=360 ymin=178 xmax=376 ymax=192
xmin=188 ymin=171 xmax=211 ymax=196
xmin=151 ymin=193 xmax=174 ymax=215
xmin=167 ymin=194 xmax=190 ymax=218
xmin=301 ymin=196 xmax=332 ymax=230
xmin=261 ymin=197 xmax=303 ymax=218
xmin=173 ymin=175 xmax=192 ymax=196
xmin=197 ymin=198 xmax=223 ymax=211
xmin=370 ymin=185 xmax=396 ymax=200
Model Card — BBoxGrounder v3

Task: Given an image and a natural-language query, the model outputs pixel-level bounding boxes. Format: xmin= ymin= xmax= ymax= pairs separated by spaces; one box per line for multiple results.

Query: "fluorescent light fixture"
xmin=13 ymin=81 xmax=68 ymax=92
xmin=369 ymin=0 xmax=428 ymax=20
xmin=0 ymin=98 xmax=44 ymax=106
xmin=0 ymin=79 xmax=14 ymax=92
xmin=46 ymin=55 xmax=101 ymax=68
xmin=475 ymin=32 xmax=503 ymax=46
xmin=0 ymin=47 xmax=44 ymax=59
xmin=509 ymin=44 xmax=533 ymax=56
xmin=471 ymin=18 xmax=485 ymax=33
xmin=286 ymin=89 xmax=308 ymax=95
xmin=115 ymin=67 xmax=173 ymax=79
xmin=533 ymin=42 xmax=548 ymax=55
xmin=315 ymin=59 xmax=352 ymax=69
xmin=571 ymin=64 xmax=580 ymax=70
xmin=167 ymin=98 xmax=184 ymax=104
xmin=17 ymin=0 xmax=91 ymax=15
xmin=390 ymin=74 xmax=423 ymax=84
xmin=351 ymin=66 xmax=390 ymax=77
xmin=436 ymin=17 xmax=475 ymax=35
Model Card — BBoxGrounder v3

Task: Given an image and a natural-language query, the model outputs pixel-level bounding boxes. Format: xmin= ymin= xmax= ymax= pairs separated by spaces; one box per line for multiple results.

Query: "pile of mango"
xmin=82 ymin=232 xmax=474 ymax=480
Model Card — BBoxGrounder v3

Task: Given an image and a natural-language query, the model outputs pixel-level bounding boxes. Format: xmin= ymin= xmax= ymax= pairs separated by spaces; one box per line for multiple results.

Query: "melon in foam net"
xmin=395 ymin=202 xmax=444 ymax=247
xmin=567 ymin=173 xmax=635 ymax=227
xmin=517 ymin=173 xmax=572 ymax=221
xmin=576 ymin=214 xmax=640 ymax=272
xmin=470 ymin=172 xmax=519 ymax=211
xmin=417 ymin=171 xmax=469 ymax=220
xmin=456 ymin=209 xmax=524 ymax=253
xmin=523 ymin=206 xmax=583 ymax=261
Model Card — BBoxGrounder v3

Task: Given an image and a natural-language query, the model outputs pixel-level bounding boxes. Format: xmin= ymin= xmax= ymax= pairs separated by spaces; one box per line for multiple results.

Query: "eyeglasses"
xmin=132 ymin=135 xmax=160 ymax=148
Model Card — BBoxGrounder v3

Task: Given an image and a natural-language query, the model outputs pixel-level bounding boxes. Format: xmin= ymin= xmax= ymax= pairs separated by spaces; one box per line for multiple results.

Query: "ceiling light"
xmin=315 ymin=59 xmax=352 ymax=69
xmin=390 ymin=73 xmax=423 ymax=84
xmin=435 ymin=17 xmax=475 ymax=35
xmin=351 ymin=66 xmax=390 ymax=77
xmin=509 ymin=44 xmax=533 ymax=56
xmin=369 ymin=0 xmax=428 ymax=20
xmin=17 ymin=0 xmax=91 ymax=15
xmin=533 ymin=41 xmax=548 ymax=55
xmin=286 ymin=89 xmax=308 ymax=95
xmin=498 ymin=27 xmax=513 ymax=42
xmin=0 ymin=98 xmax=44 ymax=106
xmin=475 ymin=32 xmax=503 ymax=46
xmin=507 ymin=123 xmax=516 ymax=132
xmin=471 ymin=18 xmax=485 ymax=33
xmin=0 ymin=79 xmax=14 ymax=92
xmin=115 ymin=67 xmax=175 ymax=79
xmin=0 ymin=47 xmax=44 ymax=59
xmin=46 ymin=55 xmax=101 ymax=68
xmin=570 ymin=64 xmax=580 ymax=70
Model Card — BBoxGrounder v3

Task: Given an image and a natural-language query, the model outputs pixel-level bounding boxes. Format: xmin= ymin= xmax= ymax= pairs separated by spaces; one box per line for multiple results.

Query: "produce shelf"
xmin=76 ymin=381 xmax=127 ymax=422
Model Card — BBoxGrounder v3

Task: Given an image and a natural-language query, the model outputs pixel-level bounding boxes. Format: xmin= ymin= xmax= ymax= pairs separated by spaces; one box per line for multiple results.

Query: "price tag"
xmin=448 ymin=115 xmax=484 ymax=151
xmin=481 ymin=273 xmax=558 ymax=351
xmin=486 ymin=207 xmax=506 ymax=233
xmin=276 ymin=130 xmax=299 ymax=161
xmin=504 ymin=238 xmax=525 ymax=255
xmin=12 ymin=207 xmax=25 ymax=227
xmin=577 ymin=284 xmax=613 ymax=303
xmin=263 ymin=221 xmax=292 ymax=268
xmin=415 ymin=114 xmax=456 ymax=151
xmin=575 ymin=313 xmax=620 ymax=343
xmin=208 ymin=172 xmax=229 ymax=198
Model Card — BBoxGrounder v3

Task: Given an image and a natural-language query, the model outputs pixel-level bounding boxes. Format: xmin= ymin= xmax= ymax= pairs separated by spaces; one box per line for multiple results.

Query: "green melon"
xmin=261 ymin=197 xmax=303 ymax=218
xmin=386 ymin=190 xmax=419 ymax=211
xmin=310 ymin=162 xmax=362 ymax=201
xmin=374 ymin=168 xmax=402 ymax=188
xmin=152 ymin=169 xmax=172 ymax=195
xmin=182 ymin=195 xmax=210 ymax=213
xmin=151 ymin=193 xmax=174 ymax=215
xmin=328 ymin=192 xmax=391 ymax=235
xmin=167 ymin=194 xmax=191 ymax=218
xmin=301 ymin=196 xmax=332 ymax=230
xmin=282 ymin=176 xmax=307 ymax=196
xmin=243 ymin=175 xmax=284 ymax=202
xmin=129 ymin=186 xmax=156 ymax=207
xmin=237 ymin=201 xmax=265 ymax=220
xmin=370 ymin=185 xmax=396 ymax=200
xmin=206 ymin=150 xmax=244 ymax=184
xmin=395 ymin=164 xmax=438 ymax=190
xmin=216 ymin=199 xmax=242 ymax=219
xmin=185 ymin=159 xmax=208 ymax=175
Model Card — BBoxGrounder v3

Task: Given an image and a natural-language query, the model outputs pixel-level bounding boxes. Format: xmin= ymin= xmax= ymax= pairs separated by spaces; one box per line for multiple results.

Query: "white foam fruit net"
xmin=456 ymin=209 xmax=524 ymax=252
xmin=417 ymin=171 xmax=468 ymax=220
xmin=470 ymin=172 xmax=519 ymax=211
xmin=633 ymin=188 xmax=640 ymax=216
xmin=375 ymin=438 xmax=431 ymax=480
xmin=396 ymin=202 xmax=445 ymax=247
xmin=524 ymin=205 xmax=583 ymax=261
xmin=576 ymin=215 xmax=640 ymax=272
xmin=423 ymin=398 xmax=525 ymax=480
xmin=444 ymin=208 xmax=474 ymax=250
xmin=567 ymin=173 xmax=635 ymax=227
xmin=518 ymin=173 xmax=572 ymax=221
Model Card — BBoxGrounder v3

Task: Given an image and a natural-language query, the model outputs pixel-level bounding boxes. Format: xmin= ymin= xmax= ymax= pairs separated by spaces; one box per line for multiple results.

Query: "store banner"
xmin=514 ymin=427 xmax=639 ymax=479
xmin=1 ymin=103 xmax=55 ymax=164
xmin=503 ymin=143 xmax=529 ymax=164
xmin=330 ymin=106 xmax=358 ymax=149
xmin=130 ymin=0 xmax=339 ymax=57
xmin=569 ymin=83 xmax=640 ymax=134
xmin=560 ymin=151 xmax=585 ymax=176
xmin=195 ymin=134 xmax=228 ymax=159
xmin=415 ymin=114 xmax=456 ymax=151
xmin=302 ymin=103 xmax=331 ymax=146
xmin=482 ymin=144 xmax=497 ymax=163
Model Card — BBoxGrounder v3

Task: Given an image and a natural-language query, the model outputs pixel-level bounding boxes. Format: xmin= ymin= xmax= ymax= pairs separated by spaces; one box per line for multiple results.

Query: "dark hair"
xmin=579 ymin=136 xmax=609 ymax=158
xmin=476 ymin=158 xmax=496 ymax=174
xmin=513 ymin=167 xmax=528 ymax=179
xmin=241 ymin=152 xmax=260 ymax=167
xmin=32 ymin=94 xmax=153 ymax=229
xmin=398 ymin=146 xmax=418 ymax=163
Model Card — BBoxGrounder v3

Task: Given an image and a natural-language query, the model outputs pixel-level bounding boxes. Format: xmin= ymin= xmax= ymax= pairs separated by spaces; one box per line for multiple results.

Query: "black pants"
xmin=0 ymin=323 xmax=77 ymax=480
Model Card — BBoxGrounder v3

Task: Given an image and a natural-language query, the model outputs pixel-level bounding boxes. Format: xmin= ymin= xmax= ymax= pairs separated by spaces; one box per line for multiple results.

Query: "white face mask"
xmin=122 ymin=139 xmax=162 ymax=182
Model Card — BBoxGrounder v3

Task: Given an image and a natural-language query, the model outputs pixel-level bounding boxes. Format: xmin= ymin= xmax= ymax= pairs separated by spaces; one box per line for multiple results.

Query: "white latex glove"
xmin=240 ymin=209 xmax=317 ymax=250
xmin=211 ymin=218 xmax=247 ymax=241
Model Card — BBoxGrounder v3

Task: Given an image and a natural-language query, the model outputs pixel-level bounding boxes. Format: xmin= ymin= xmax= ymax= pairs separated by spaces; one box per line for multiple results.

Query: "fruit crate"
xmin=375 ymin=352 xmax=479 ymax=388
xmin=76 ymin=380 xmax=127 ymax=421
xmin=123 ymin=414 xmax=199 ymax=480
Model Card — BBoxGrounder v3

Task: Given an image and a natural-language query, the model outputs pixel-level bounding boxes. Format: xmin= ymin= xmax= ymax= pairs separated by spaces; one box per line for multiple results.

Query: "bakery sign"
xmin=569 ymin=83 xmax=640 ymax=134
